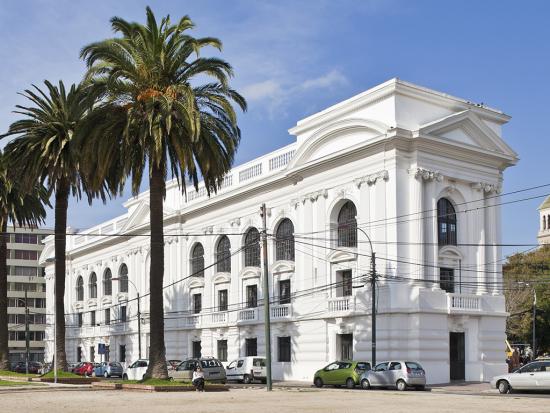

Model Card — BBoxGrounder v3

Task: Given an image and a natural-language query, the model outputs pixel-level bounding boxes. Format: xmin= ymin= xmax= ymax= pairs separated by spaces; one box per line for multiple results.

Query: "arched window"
xmin=216 ymin=236 xmax=231 ymax=273
xmin=76 ymin=276 xmax=84 ymax=301
xmin=119 ymin=264 xmax=129 ymax=293
xmin=276 ymin=219 xmax=295 ymax=261
xmin=544 ymin=216 xmax=547 ymax=231
xmin=244 ymin=228 xmax=261 ymax=267
xmin=89 ymin=272 xmax=97 ymax=299
xmin=438 ymin=198 xmax=457 ymax=246
xmin=337 ymin=201 xmax=357 ymax=248
xmin=103 ymin=269 xmax=112 ymax=296
xmin=191 ymin=243 xmax=205 ymax=277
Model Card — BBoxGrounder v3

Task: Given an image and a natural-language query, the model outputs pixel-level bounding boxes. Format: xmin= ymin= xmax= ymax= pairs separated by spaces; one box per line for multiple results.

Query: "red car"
xmin=73 ymin=362 xmax=94 ymax=376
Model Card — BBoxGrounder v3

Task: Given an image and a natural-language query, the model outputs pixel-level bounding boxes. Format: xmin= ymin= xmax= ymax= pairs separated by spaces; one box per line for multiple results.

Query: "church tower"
xmin=538 ymin=196 xmax=550 ymax=244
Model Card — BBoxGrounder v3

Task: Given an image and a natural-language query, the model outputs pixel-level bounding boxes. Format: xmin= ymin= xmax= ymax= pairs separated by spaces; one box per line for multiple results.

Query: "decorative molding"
xmin=203 ymin=226 xmax=214 ymax=235
xmin=290 ymin=198 xmax=301 ymax=209
xmin=409 ymin=167 xmax=443 ymax=182
xmin=229 ymin=218 xmax=241 ymax=227
xmin=354 ymin=170 xmax=389 ymax=188
xmin=470 ymin=182 xmax=501 ymax=194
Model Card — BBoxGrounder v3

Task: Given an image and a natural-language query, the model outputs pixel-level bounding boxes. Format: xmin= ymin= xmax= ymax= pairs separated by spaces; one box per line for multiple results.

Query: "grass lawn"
xmin=0 ymin=380 xmax=43 ymax=386
xmin=0 ymin=370 xmax=38 ymax=377
xmin=41 ymin=370 xmax=82 ymax=379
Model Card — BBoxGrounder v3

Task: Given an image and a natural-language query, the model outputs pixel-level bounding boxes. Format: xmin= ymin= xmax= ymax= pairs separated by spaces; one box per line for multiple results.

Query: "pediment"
xmin=417 ymin=110 xmax=518 ymax=158
xmin=121 ymin=201 xmax=176 ymax=231
xmin=188 ymin=278 xmax=205 ymax=289
xmin=240 ymin=267 xmax=262 ymax=279
xmin=271 ymin=261 xmax=295 ymax=275
xmin=327 ymin=248 xmax=357 ymax=263
xmin=288 ymin=118 xmax=389 ymax=170
xmin=213 ymin=273 xmax=231 ymax=284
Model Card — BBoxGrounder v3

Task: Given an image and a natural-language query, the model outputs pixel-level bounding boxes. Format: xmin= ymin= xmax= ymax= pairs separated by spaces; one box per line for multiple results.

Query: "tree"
xmin=503 ymin=245 xmax=550 ymax=355
xmin=79 ymin=7 xmax=246 ymax=378
xmin=0 ymin=152 xmax=48 ymax=370
xmin=1 ymin=81 xmax=103 ymax=371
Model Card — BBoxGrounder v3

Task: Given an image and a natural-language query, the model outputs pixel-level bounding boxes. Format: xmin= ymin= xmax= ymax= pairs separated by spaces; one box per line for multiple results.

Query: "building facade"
xmin=42 ymin=79 xmax=518 ymax=383
xmin=538 ymin=196 xmax=550 ymax=245
xmin=7 ymin=226 xmax=53 ymax=363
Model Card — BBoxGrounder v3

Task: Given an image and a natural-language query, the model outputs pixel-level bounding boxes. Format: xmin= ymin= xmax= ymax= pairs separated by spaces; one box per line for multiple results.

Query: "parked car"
xmin=12 ymin=361 xmax=42 ymax=374
xmin=94 ymin=362 xmax=124 ymax=378
xmin=123 ymin=359 xmax=149 ymax=381
xmin=167 ymin=359 xmax=182 ymax=370
xmin=491 ymin=360 xmax=550 ymax=393
xmin=169 ymin=357 xmax=226 ymax=383
xmin=226 ymin=356 xmax=267 ymax=384
xmin=360 ymin=361 xmax=426 ymax=391
xmin=313 ymin=360 xmax=371 ymax=389
xmin=73 ymin=362 xmax=95 ymax=377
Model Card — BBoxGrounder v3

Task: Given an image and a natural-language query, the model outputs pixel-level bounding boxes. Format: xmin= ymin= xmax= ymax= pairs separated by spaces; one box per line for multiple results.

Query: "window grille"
xmin=191 ymin=243 xmax=205 ymax=277
xmin=275 ymin=219 xmax=295 ymax=261
xmin=119 ymin=264 xmax=129 ymax=293
xmin=337 ymin=201 xmax=357 ymax=247
xmin=244 ymin=228 xmax=261 ymax=267
xmin=437 ymin=198 xmax=457 ymax=246
xmin=89 ymin=273 xmax=97 ymax=299
xmin=216 ymin=236 xmax=231 ymax=273
xmin=103 ymin=269 xmax=112 ymax=296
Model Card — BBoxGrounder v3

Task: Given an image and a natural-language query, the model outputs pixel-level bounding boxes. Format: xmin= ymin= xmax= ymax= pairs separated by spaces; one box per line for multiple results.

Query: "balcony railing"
xmin=448 ymin=294 xmax=481 ymax=312
xmin=237 ymin=308 xmax=258 ymax=322
xmin=184 ymin=315 xmax=201 ymax=327
xmin=211 ymin=312 xmax=228 ymax=325
xmin=328 ymin=296 xmax=356 ymax=313
xmin=270 ymin=303 xmax=292 ymax=319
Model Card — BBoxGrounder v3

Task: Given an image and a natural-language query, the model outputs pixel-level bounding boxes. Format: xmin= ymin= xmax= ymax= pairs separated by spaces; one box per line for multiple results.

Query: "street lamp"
xmin=356 ymin=227 xmax=376 ymax=367
xmin=45 ymin=257 xmax=57 ymax=384
xmin=13 ymin=292 xmax=30 ymax=375
xmin=518 ymin=282 xmax=537 ymax=359
xmin=112 ymin=277 xmax=141 ymax=359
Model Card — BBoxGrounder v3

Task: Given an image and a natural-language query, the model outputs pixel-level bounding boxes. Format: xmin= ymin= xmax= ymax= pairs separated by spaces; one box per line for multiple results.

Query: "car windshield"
xmin=405 ymin=362 xmax=423 ymax=370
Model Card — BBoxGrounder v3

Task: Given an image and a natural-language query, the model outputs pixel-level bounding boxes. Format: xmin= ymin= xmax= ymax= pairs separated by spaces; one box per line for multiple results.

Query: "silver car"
xmin=491 ymin=360 xmax=550 ymax=393
xmin=360 ymin=361 xmax=426 ymax=391
xmin=169 ymin=357 xmax=227 ymax=383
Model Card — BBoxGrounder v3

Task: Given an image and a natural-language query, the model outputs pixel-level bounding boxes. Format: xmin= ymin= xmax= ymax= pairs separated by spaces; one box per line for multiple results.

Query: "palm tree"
xmin=1 ymin=80 xmax=102 ymax=371
xmin=80 ymin=7 xmax=246 ymax=379
xmin=0 ymin=151 xmax=48 ymax=371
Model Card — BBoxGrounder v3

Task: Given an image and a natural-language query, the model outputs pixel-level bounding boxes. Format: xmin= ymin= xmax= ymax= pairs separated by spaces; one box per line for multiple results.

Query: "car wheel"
xmin=396 ymin=380 xmax=407 ymax=391
xmin=416 ymin=385 xmax=425 ymax=391
xmin=314 ymin=378 xmax=323 ymax=388
xmin=498 ymin=380 xmax=510 ymax=394
xmin=169 ymin=376 xmax=174 ymax=382
xmin=361 ymin=379 xmax=371 ymax=390
xmin=243 ymin=375 xmax=252 ymax=384
xmin=104 ymin=372 xmax=109 ymax=378
xmin=346 ymin=378 xmax=355 ymax=389
xmin=122 ymin=374 xmax=128 ymax=381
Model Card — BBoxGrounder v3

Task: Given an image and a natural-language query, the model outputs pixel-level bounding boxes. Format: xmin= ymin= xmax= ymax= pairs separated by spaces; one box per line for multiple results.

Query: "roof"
xmin=538 ymin=195 xmax=550 ymax=210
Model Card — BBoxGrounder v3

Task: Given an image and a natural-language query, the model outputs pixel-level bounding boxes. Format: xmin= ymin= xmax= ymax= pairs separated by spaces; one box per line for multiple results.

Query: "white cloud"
xmin=241 ymin=79 xmax=282 ymax=102
xmin=299 ymin=70 xmax=348 ymax=91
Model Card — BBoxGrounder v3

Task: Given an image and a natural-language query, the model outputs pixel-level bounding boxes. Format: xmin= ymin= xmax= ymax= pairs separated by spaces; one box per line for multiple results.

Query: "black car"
xmin=13 ymin=361 xmax=42 ymax=374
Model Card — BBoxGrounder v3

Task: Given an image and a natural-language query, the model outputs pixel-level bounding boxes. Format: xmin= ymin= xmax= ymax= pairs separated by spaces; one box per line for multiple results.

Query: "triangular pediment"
xmin=121 ymin=201 xmax=150 ymax=231
xmin=417 ymin=110 xmax=518 ymax=158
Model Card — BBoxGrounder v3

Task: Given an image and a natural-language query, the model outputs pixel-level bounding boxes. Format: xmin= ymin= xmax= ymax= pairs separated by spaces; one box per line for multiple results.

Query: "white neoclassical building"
xmin=41 ymin=79 xmax=518 ymax=384
xmin=538 ymin=196 xmax=550 ymax=245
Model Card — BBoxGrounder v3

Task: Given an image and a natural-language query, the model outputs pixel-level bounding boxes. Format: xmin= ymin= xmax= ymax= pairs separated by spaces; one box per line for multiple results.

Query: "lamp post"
xmin=518 ymin=282 xmax=537 ymax=359
xmin=14 ymin=293 xmax=30 ymax=375
xmin=260 ymin=204 xmax=272 ymax=391
xmin=45 ymin=257 xmax=57 ymax=384
xmin=356 ymin=227 xmax=376 ymax=367
xmin=112 ymin=277 xmax=141 ymax=359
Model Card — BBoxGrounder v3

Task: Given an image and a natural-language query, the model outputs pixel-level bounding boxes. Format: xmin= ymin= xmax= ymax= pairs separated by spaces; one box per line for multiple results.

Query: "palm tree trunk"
xmin=145 ymin=164 xmax=168 ymax=379
xmin=0 ymin=218 xmax=9 ymax=370
xmin=54 ymin=180 xmax=69 ymax=371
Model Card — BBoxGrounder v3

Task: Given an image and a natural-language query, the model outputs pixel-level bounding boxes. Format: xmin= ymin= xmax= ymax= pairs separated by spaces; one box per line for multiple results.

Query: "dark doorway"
xmin=339 ymin=334 xmax=353 ymax=360
xmin=449 ymin=332 xmax=465 ymax=381
xmin=192 ymin=341 xmax=202 ymax=359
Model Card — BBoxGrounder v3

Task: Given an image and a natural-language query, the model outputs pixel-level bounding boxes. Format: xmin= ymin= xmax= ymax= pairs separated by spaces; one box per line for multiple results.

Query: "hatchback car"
xmin=73 ymin=362 xmax=95 ymax=377
xmin=360 ymin=361 xmax=426 ymax=391
xmin=313 ymin=360 xmax=371 ymax=389
xmin=169 ymin=357 xmax=226 ymax=383
xmin=491 ymin=360 xmax=550 ymax=393
xmin=94 ymin=361 xmax=124 ymax=378
xmin=123 ymin=359 xmax=149 ymax=381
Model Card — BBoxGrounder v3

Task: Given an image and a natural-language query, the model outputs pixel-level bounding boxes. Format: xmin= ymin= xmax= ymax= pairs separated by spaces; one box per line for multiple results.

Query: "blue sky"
xmin=1 ymin=0 xmax=548 ymax=256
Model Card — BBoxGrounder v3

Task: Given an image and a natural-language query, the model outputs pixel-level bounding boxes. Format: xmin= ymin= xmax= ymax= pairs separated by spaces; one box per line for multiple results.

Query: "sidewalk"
xmin=428 ymin=381 xmax=493 ymax=394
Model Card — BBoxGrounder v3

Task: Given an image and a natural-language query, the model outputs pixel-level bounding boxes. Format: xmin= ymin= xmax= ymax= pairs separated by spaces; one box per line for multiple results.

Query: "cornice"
xmin=354 ymin=170 xmax=389 ymax=188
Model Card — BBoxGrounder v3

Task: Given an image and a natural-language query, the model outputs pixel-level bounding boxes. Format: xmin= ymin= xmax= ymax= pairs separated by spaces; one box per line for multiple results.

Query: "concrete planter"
xmin=92 ymin=382 xmax=229 ymax=392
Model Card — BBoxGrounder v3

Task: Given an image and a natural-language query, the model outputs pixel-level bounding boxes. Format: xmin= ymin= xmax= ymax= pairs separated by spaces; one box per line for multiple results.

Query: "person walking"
xmin=192 ymin=365 xmax=205 ymax=392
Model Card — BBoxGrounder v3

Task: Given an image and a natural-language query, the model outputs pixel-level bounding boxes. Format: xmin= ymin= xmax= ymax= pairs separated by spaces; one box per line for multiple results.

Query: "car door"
xmin=252 ymin=358 xmax=266 ymax=378
xmin=175 ymin=360 xmax=195 ymax=381
xmin=369 ymin=362 xmax=389 ymax=386
xmin=510 ymin=362 xmax=539 ymax=389
xmin=388 ymin=361 xmax=403 ymax=386
xmin=537 ymin=361 xmax=550 ymax=390
xmin=323 ymin=362 xmax=340 ymax=384
xmin=335 ymin=362 xmax=352 ymax=385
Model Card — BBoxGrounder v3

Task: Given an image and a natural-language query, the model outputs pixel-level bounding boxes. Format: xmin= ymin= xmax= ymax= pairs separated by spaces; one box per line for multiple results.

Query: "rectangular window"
xmin=245 ymin=338 xmax=257 ymax=356
xmin=105 ymin=309 xmax=110 ymax=325
xmin=193 ymin=293 xmax=202 ymax=314
xmin=279 ymin=280 xmax=291 ymax=304
xmin=78 ymin=313 xmax=83 ymax=327
xmin=13 ymin=250 xmax=38 ymax=260
xmin=119 ymin=345 xmax=126 ymax=363
xmin=12 ymin=266 xmax=38 ymax=277
xmin=278 ymin=337 xmax=291 ymax=362
xmin=440 ymin=268 xmax=455 ymax=293
xmin=90 ymin=346 xmax=95 ymax=362
xmin=120 ymin=306 xmax=127 ymax=322
xmin=77 ymin=346 xmax=82 ymax=363
xmin=192 ymin=341 xmax=202 ymax=359
xmin=342 ymin=270 xmax=352 ymax=297
xmin=246 ymin=285 xmax=258 ymax=308
xmin=217 ymin=339 xmax=228 ymax=362
xmin=14 ymin=233 xmax=38 ymax=244
xmin=90 ymin=311 xmax=96 ymax=326
xmin=218 ymin=289 xmax=228 ymax=312
xmin=35 ymin=298 xmax=46 ymax=308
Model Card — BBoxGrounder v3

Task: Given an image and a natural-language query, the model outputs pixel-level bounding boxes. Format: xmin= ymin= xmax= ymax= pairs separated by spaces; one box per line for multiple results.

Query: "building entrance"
xmin=449 ymin=332 xmax=465 ymax=381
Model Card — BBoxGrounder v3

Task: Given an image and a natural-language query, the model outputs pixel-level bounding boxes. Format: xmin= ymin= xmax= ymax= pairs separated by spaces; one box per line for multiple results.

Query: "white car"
xmin=123 ymin=359 xmax=149 ymax=381
xmin=491 ymin=360 xmax=550 ymax=393
xmin=226 ymin=357 xmax=266 ymax=384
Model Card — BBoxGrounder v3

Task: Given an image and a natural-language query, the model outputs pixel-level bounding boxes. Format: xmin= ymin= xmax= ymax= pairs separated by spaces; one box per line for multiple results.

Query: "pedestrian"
xmin=192 ymin=365 xmax=205 ymax=392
